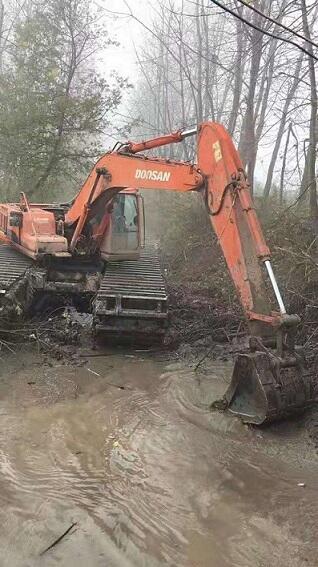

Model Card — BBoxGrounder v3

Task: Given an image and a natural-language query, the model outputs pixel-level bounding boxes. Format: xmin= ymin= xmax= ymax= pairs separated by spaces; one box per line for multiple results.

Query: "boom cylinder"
xmin=180 ymin=127 xmax=197 ymax=138
xmin=121 ymin=126 xmax=198 ymax=154
xmin=264 ymin=260 xmax=287 ymax=315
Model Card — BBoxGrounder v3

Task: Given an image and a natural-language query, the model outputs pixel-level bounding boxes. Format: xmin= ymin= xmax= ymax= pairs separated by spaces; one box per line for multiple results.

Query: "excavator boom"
xmin=65 ymin=123 xmax=285 ymax=334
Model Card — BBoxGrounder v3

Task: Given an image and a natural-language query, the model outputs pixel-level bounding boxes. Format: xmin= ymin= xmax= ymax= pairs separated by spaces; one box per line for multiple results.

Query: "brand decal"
xmin=135 ymin=169 xmax=171 ymax=182
xmin=213 ymin=140 xmax=222 ymax=162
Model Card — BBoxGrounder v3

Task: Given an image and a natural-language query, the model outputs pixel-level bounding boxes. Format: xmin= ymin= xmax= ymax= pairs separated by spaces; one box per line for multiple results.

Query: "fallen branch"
xmin=86 ymin=368 xmax=128 ymax=390
xmin=194 ymin=345 xmax=214 ymax=371
xmin=39 ymin=522 xmax=77 ymax=556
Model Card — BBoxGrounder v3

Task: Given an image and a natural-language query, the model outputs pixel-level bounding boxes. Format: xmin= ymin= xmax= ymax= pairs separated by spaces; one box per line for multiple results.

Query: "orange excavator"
xmin=0 ymin=121 xmax=315 ymax=424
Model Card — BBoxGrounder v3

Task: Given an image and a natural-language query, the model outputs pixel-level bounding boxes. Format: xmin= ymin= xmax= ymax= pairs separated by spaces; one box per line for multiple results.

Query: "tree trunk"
xmin=263 ymin=56 xmax=303 ymax=201
xmin=195 ymin=0 xmax=203 ymax=123
xmin=0 ymin=1 xmax=4 ymax=72
xmin=300 ymin=0 xmax=318 ymax=227
xmin=228 ymin=15 xmax=245 ymax=136
xmin=279 ymin=122 xmax=292 ymax=206
xmin=238 ymin=3 xmax=265 ymax=191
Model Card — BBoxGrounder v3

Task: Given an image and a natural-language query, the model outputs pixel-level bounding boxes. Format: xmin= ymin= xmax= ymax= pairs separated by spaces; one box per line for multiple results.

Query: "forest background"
xmin=1 ymin=0 xmax=318 ymax=341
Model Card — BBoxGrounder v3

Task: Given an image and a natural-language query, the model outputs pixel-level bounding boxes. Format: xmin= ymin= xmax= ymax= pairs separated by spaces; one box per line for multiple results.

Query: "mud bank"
xmin=0 ymin=340 xmax=317 ymax=567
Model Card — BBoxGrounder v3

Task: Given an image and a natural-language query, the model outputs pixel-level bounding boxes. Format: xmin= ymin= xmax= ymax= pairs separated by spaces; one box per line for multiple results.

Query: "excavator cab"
xmin=100 ymin=189 xmax=145 ymax=261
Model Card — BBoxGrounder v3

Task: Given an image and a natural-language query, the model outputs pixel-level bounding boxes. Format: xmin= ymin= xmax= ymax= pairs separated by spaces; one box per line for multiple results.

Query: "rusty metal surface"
xmin=0 ymin=243 xmax=32 ymax=294
xmin=93 ymin=246 xmax=168 ymax=340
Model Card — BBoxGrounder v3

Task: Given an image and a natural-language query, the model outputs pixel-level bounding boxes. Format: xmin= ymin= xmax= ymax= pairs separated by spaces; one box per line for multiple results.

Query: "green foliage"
xmin=0 ymin=0 xmax=130 ymax=201
xmin=153 ymin=191 xmax=318 ymax=328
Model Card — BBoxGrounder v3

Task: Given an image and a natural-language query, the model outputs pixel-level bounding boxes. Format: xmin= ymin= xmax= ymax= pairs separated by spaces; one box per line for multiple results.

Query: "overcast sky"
xmin=95 ymin=0 xmax=272 ymax=182
xmin=97 ymin=0 xmax=151 ymax=81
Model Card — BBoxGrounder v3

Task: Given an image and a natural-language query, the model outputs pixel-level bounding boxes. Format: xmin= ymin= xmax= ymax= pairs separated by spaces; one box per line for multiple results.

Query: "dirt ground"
xmin=0 ymin=327 xmax=318 ymax=567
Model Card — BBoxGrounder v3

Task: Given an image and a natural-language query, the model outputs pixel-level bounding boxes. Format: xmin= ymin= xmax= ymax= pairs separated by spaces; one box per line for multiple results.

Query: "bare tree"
xmin=263 ymin=56 xmax=303 ymax=201
xmin=299 ymin=0 xmax=318 ymax=226
xmin=279 ymin=121 xmax=292 ymax=206
xmin=124 ymin=0 xmax=316 ymax=222
xmin=0 ymin=1 xmax=4 ymax=71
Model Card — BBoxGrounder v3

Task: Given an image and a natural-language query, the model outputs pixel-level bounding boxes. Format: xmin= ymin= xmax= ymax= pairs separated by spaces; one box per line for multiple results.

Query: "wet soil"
xmin=0 ymin=341 xmax=318 ymax=567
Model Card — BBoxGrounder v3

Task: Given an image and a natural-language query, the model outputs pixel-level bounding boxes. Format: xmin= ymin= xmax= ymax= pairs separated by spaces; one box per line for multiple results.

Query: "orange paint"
xmin=0 ymin=121 xmax=280 ymax=330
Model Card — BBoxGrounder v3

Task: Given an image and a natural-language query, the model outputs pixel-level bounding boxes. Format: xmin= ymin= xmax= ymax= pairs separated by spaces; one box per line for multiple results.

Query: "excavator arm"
xmin=64 ymin=121 xmax=315 ymax=424
xmin=66 ymin=122 xmax=286 ymax=336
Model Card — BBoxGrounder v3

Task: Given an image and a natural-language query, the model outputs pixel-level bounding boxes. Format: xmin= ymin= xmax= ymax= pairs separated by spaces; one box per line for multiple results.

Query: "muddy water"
xmin=0 ymin=349 xmax=317 ymax=567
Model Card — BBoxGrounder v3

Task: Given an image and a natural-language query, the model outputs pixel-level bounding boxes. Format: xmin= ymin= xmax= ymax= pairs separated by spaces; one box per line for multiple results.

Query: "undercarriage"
xmin=0 ymin=243 xmax=168 ymax=343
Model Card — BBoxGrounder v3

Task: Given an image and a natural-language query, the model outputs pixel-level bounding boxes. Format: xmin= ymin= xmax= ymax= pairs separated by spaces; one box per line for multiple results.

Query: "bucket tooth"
xmin=223 ymin=351 xmax=316 ymax=425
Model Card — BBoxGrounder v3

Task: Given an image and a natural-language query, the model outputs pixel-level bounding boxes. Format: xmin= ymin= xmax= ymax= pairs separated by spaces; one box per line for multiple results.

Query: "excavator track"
xmin=0 ymin=243 xmax=32 ymax=293
xmin=0 ymin=243 xmax=33 ymax=320
xmin=93 ymin=247 xmax=168 ymax=343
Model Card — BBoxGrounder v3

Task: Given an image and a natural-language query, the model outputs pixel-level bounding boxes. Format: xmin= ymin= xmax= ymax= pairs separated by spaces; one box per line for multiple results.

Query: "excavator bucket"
xmin=223 ymin=351 xmax=316 ymax=425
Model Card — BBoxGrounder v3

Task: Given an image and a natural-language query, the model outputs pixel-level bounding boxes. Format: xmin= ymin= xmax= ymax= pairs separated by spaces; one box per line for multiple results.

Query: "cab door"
xmin=100 ymin=191 xmax=145 ymax=261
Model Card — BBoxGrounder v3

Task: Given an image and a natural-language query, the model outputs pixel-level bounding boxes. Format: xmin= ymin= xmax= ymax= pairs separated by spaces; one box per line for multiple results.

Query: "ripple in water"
xmin=0 ymin=353 xmax=317 ymax=567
